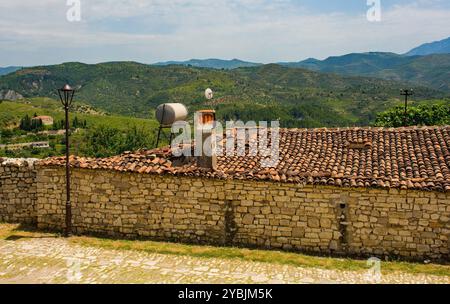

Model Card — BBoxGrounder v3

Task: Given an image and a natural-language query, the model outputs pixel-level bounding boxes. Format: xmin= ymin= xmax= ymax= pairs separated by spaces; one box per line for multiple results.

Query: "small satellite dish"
xmin=205 ymin=88 xmax=214 ymax=100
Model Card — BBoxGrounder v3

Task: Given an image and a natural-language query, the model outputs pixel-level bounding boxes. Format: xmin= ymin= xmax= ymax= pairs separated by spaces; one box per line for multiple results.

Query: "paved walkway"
xmin=0 ymin=237 xmax=448 ymax=284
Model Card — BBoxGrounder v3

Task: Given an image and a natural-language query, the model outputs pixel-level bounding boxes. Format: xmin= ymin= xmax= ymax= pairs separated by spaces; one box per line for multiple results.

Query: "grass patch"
xmin=0 ymin=99 xmax=158 ymax=131
xmin=1 ymin=223 xmax=449 ymax=277
xmin=0 ymin=223 xmax=59 ymax=240
xmin=70 ymin=236 xmax=450 ymax=277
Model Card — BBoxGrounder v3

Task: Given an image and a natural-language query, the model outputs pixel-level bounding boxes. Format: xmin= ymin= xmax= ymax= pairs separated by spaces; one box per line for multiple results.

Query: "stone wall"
xmin=0 ymin=159 xmax=37 ymax=224
xmin=36 ymin=167 xmax=450 ymax=261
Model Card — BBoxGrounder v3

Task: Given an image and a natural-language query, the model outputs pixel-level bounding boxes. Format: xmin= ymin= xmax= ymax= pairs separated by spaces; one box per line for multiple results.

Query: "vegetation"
xmin=0 ymin=99 xmax=159 ymax=158
xmin=51 ymin=117 xmax=87 ymax=130
xmin=375 ymin=103 xmax=450 ymax=127
xmin=0 ymin=95 xmax=448 ymax=159
xmin=19 ymin=114 xmax=43 ymax=132
xmin=0 ymin=223 xmax=448 ymax=277
xmin=154 ymin=58 xmax=261 ymax=69
xmin=78 ymin=125 xmax=155 ymax=158
xmin=0 ymin=145 xmax=58 ymax=159
xmin=1 ymin=62 xmax=449 ymax=159
xmin=0 ymin=98 xmax=156 ymax=130
xmin=0 ymin=62 xmax=445 ymax=127
xmin=281 ymin=53 xmax=450 ymax=92
xmin=406 ymin=36 xmax=450 ymax=56
xmin=0 ymin=66 xmax=21 ymax=76
xmin=72 ymin=237 xmax=450 ymax=277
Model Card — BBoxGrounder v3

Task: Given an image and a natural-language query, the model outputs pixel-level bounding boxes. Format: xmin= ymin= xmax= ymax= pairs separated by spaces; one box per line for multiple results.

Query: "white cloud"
xmin=0 ymin=0 xmax=449 ymax=65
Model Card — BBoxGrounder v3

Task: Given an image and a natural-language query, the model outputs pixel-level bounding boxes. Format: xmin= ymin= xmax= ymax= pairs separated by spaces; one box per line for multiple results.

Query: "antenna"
xmin=400 ymin=89 xmax=414 ymax=127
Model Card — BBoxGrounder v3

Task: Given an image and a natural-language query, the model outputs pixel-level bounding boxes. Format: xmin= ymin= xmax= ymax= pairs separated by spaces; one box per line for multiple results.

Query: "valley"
xmin=1 ymin=36 xmax=449 ymax=159
xmin=0 ymin=62 xmax=446 ymax=128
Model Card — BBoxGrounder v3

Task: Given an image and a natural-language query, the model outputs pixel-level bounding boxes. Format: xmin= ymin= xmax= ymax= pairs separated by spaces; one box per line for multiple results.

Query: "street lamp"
xmin=400 ymin=89 xmax=413 ymax=127
xmin=57 ymin=84 xmax=75 ymax=237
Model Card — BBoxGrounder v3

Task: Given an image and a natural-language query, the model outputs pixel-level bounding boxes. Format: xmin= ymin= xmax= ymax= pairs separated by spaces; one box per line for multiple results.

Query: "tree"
xmin=19 ymin=115 xmax=32 ymax=131
xmin=0 ymin=128 xmax=13 ymax=142
xmin=375 ymin=104 xmax=450 ymax=127
xmin=30 ymin=118 xmax=43 ymax=132
xmin=122 ymin=126 xmax=152 ymax=152
xmin=79 ymin=125 xmax=153 ymax=158
xmin=55 ymin=119 xmax=64 ymax=130
xmin=19 ymin=114 xmax=45 ymax=132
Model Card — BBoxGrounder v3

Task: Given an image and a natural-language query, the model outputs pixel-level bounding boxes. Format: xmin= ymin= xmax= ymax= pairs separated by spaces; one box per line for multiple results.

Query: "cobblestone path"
xmin=0 ymin=237 xmax=448 ymax=284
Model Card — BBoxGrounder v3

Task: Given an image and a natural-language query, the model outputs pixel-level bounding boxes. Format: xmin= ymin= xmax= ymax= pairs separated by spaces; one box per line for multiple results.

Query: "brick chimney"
xmin=195 ymin=110 xmax=217 ymax=170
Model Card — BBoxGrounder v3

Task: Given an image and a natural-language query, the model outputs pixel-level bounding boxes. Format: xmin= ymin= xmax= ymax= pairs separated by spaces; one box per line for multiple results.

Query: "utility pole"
xmin=400 ymin=89 xmax=413 ymax=127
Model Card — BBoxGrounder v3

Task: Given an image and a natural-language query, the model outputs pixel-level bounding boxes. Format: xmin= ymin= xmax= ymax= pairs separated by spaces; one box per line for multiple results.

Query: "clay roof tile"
xmin=37 ymin=126 xmax=450 ymax=192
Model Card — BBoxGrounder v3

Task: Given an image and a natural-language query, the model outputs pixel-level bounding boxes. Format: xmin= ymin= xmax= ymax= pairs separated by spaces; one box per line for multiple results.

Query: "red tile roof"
xmin=38 ymin=126 xmax=450 ymax=192
xmin=32 ymin=116 xmax=53 ymax=120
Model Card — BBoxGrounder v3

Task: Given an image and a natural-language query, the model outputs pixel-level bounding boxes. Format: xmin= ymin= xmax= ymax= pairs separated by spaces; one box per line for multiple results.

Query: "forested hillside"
xmin=0 ymin=62 xmax=445 ymax=127
xmin=281 ymin=53 xmax=450 ymax=92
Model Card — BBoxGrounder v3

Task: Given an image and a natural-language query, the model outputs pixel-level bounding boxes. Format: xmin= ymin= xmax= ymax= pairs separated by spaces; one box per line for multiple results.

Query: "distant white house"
xmin=31 ymin=142 xmax=50 ymax=149
xmin=0 ymin=141 xmax=50 ymax=150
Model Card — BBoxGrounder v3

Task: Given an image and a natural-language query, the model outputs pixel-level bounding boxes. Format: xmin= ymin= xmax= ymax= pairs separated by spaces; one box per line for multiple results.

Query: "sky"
xmin=0 ymin=0 xmax=450 ymax=66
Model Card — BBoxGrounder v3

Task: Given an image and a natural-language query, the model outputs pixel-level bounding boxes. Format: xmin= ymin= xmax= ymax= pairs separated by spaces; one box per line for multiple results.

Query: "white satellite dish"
xmin=205 ymin=88 xmax=214 ymax=100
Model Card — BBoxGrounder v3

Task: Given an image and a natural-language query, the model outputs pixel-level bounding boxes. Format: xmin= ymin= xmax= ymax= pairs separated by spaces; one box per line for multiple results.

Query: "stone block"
xmin=242 ymin=214 xmax=254 ymax=225
xmin=307 ymin=217 xmax=320 ymax=228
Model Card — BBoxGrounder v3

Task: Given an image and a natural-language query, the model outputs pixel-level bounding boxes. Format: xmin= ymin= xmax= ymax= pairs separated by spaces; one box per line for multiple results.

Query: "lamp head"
xmin=57 ymin=84 xmax=75 ymax=107
xmin=60 ymin=84 xmax=74 ymax=92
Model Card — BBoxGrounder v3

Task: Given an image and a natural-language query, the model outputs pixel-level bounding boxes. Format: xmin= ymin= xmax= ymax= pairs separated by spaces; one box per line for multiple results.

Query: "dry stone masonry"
xmin=34 ymin=166 xmax=449 ymax=261
xmin=0 ymin=158 xmax=38 ymax=224
xmin=1 ymin=125 xmax=449 ymax=262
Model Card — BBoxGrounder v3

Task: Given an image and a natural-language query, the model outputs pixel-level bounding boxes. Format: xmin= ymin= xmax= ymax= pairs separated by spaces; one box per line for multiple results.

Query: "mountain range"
xmin=153 ymin=36 xmax=450 ymax=69
xmin=154 ymin=58 xmax=261 ymax=69
xmin=152 ymin=37 xmax=450 ymax=91
xmin=279 ymin=53 xmax=450 ymax=92
xmin=0 ymin=66 xmax=22 ymax=76
xmin=405 ymin=36 xmax=450 ymax=56
xmin=0 ymin=62 xmax=444 ymax=128
xmin=1 ymin=36 xmax=449 ymax=128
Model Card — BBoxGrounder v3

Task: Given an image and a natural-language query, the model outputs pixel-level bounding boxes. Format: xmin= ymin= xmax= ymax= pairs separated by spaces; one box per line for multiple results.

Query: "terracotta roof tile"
xmin=37 ymin=126 xmax=450 ymax=192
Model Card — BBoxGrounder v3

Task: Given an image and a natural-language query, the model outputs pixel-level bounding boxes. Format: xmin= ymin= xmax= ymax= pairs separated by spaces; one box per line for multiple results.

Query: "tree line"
xmin=77 ymin=125 xmax=155 ymax=158
xmin=19 ymin=114 xmax=87 ymax=132
xmin=375 ymin=104 xmax=450 ymax=127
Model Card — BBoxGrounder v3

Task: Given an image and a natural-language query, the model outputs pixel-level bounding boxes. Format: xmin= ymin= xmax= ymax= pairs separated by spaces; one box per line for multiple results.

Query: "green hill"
xmin=0 ymin=66 xmax=22 ymax=76
xmin=0 ymin=98 xmax=158 ymax=130
xmin=280 ymin=52 xmax=413 ymax=73
xmin=406 ymin=36 xmax=450 ymax=56
xmin=0 ymin=62 xmax=445 ymax=127
xmin=0 ymin=98 xmax=159 ymax=158
xmin=281 ymin=53 xmax=450 ymax=92
xmin=153 ymin=58 xmax=262 ymax=69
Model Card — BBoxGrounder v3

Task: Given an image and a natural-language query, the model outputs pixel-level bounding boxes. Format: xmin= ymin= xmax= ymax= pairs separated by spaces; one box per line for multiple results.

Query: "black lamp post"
xmin=400 ymin=89 xmax=413 ymax=127
xmin=57 ymin=84 xmax=75 ymax=237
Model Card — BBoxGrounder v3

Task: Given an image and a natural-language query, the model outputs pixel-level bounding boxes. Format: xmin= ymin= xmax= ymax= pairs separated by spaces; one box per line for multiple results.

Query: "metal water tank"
xmin=155 ymin=103 xmax=188 ymax=126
